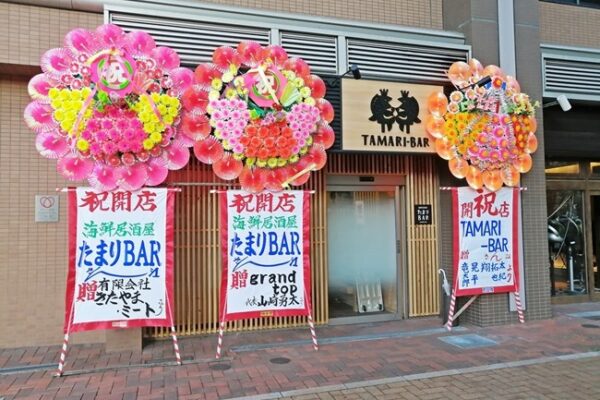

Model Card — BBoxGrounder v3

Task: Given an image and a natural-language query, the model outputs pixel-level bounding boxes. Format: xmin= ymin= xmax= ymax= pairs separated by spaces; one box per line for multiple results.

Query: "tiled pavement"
xmin=1 ymin=303 xmax=599 ymax=399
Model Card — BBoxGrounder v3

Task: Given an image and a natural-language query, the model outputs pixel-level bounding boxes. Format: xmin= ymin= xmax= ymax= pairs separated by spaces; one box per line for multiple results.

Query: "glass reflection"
xmin=547 ymin=191 xmax=587 ymax=295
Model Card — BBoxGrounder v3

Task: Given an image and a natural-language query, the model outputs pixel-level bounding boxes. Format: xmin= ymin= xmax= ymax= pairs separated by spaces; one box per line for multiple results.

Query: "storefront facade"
xmin=2 ymin=0 xmax=595 ymax=348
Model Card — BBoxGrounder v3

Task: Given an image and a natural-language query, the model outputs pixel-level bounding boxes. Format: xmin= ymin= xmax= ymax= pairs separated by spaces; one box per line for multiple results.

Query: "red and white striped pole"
xmin=165 ymin=295 xmax=182 ymax=365
xmin=514 ymin=290 xmax=525 ymax=323
xmin=55 ymin=332 xmax=70 ymax=377
xmin=445 ymin=284 xmax=457 ymax=331
xmin=215 ymin=320 xmax=226 ymax=359
xmin=170 ymin=326 xmax=182 ymax=365
xmin=307 ymin=313 xmax=319 ymax=352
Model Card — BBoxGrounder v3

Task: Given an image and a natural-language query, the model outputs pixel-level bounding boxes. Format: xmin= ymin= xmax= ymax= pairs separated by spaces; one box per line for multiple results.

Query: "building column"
xmin=441 ymin=0 xmax=551 ymax=325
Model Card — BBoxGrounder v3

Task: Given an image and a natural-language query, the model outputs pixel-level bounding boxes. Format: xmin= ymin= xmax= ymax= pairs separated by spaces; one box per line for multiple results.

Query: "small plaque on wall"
xmin=414 ymin=204 xmax=432 ymax=225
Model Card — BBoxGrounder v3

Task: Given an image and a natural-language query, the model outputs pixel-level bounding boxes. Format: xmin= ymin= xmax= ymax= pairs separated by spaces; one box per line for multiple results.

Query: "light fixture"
xmin=340 ymin=64 xmax=361 ymax=79
xmin=543 ymin=94 xmax=572 ymax=112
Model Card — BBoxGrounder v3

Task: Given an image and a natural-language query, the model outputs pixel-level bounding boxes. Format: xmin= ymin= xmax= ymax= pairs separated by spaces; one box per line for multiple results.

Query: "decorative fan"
xmin=426 ymin=59 xmax=539 ymax=191
xmin=24 ymin=24 xmax=193 ymax=191
xmin=182 ymin=41 xmax=335 ymax=193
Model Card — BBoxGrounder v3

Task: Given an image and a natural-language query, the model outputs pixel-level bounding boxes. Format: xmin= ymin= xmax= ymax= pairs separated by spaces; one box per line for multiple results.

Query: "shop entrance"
xmin=326 ymin=176 xmax=405 ymax=323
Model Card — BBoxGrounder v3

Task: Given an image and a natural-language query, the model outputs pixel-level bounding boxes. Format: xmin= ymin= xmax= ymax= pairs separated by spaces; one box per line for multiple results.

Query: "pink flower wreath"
xmin=24 ymin=24 xmax=194 ymax=191
xmin=181 ymin=41 xmax=335 ymax=193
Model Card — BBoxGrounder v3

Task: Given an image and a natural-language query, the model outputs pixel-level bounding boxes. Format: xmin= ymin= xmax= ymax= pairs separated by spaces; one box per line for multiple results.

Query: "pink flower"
xmin=101 ymin=120 xmax=113 ymax=130
xmin=116 ymin=119 xmax=129 ymax=130
xmin=103 ymin=142 xmax=117 ymax=155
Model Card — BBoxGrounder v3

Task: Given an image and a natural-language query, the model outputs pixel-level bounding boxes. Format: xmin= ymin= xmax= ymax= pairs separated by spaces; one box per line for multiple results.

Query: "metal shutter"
xmin=347 ymin=39 xmax=468 ymax=83
xmin=280 ymin=32 xmax=338 ymax=75
xmin=108 ymin=12 xmax=270 ymax=67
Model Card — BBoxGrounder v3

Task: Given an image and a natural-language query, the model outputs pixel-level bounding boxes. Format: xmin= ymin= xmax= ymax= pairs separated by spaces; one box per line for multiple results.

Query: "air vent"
xmin=280 ymin=32 xmax=338 ymax=74
xmin=544 ymin=58 xmax=600 ymax=100
xmin=347 ymin=39 xmax=468 ymax=83
xmin=108 ymin=12 xmax=270 ymax=67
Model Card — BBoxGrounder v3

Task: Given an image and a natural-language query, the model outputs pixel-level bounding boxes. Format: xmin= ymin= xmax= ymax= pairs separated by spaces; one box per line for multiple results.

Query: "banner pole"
xmin=445 ymin=281 xmax=458 ymax=332
xmin=514 ymin=288 xmax=525 ymax=324
xmin=165 ymin=295 xmax=182 ymax=365
xmin=304 ymin=287 xmax=318 ymax=351
xmin=55 ymin=299 xmax=76 ymax=377
xmin=215 ymin=319 xmax=226 ymax=359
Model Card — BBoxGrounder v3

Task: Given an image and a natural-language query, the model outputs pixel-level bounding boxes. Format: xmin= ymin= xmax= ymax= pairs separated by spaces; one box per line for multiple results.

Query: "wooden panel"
xmin=147 ymin=152 xmax=439 ymax=338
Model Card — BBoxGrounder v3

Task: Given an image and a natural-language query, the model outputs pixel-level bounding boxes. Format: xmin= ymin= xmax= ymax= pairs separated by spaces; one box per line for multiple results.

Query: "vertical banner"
xmin=220 ymin=190 xmax=311 ymax=321
xmin=66 ymin=188 xmax=174 ymax=332
xmin=452 ymin=187 xmax=520 ymax=297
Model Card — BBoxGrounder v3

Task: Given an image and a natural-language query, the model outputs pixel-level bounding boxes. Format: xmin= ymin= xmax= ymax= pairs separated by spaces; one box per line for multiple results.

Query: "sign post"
xmin=446 ymin=186 xmax=524 ymax=330
xmin=217 ymin=190 xmax=315 ymax=358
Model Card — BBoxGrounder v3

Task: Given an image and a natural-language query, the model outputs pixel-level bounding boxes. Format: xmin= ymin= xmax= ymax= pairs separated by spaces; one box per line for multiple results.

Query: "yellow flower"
xmin=157 ymin=104 xmax=168 ymax=115
xmin=209 ymin=90 xmax=220 ymax=101
xmin=222 ymin=71 xmax=234 ymax=83
xmin=211 ymin=78 xmax=223 ymax=91
xmin=225 ymin=87 xmax=237 ymax=99
xmin=150 ymin=92 xmax=160 ymax=102
xmin=163 ymin=115 xmax=174 ymax=125
xmin=48 ymin=88 xmax=59 ymax=99
xmin=150 ymin=132 xmax=162 ymax=143
xmin=143 ymin=139 xmax=155 ymax=150
xmin=76 ymin=139 xmax=89 ymax=152
xmin=53 ymin=110 xmax=65 ymax=121
xmin=304 ymin=97 xmax=316 ymax=106
xmin=300 ymin=87 xmax=311 ymax=98
xmin=293 ymin=77 xmax=305 ymax=88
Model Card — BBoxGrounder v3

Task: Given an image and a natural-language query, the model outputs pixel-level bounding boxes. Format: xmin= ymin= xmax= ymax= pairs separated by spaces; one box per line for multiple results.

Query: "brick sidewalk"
xmin=1 ymin=303 xmax=599 ymax=399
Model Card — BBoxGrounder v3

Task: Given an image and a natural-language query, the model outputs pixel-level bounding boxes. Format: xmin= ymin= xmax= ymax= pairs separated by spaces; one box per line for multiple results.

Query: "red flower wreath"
xmin=180 ymin=41 xmax=335 ymax=193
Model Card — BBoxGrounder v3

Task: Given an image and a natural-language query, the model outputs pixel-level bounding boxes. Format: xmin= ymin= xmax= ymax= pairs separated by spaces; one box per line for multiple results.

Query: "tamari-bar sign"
xmin=341 ymin=79 xmax=441 ymax=153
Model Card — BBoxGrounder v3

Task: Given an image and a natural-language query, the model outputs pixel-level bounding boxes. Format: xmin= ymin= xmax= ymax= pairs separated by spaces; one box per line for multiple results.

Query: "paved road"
xmin=271 ymin=354 xmax=600 ymax=400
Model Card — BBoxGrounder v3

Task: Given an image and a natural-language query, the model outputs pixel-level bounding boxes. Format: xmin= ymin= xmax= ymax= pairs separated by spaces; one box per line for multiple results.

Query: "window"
xmin=545 ymin=161 xmax=580 ymax=176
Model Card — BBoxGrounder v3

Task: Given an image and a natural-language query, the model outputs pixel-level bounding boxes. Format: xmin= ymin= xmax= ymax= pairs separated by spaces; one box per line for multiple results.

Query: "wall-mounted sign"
xmin=414 ymin=204 xmax=432 ymax=225
xmin=35 ymin=195 xmax=59 ymax=222
xmin=341 ymin=79 xmax=442 ymax=153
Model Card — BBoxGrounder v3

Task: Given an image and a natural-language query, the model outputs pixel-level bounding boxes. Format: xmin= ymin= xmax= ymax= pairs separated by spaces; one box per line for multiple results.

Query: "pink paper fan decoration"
xmin=40 ymin=48 xmax=73 ymax=78
xmin=95 ymin=24 xmax=124 ymax=48
xmin=213 ymin=153 xmax=243 ymax=180
xmin=24 ymin=101 xmax=54 ymax=133
xmin=304 ymin=144 xmax=327 ymax=170
xmin=193 ymin=136 xmax=224 ymax=165
xmin=181 ymin=111 xmax=211 ymax=141
xmin=89 ymin=164 xmax=119 ymax=192
xmin=263 ymin=168 xmax=288 ymax=192
xmin=262 ymin=45 xmax=288 ymax=68
xmin=239 ymin=167 xmax=266 ymax=193
xmin=182 ymin=85 xmax=209 ymax=112
xmin=118 ymin=163 xmax=148 ymax=191
xmin=237 ymin=41 xmax=264 ymax=67
xmin=57 ymin=154 xmax=94 ymax=181
xmin=126 ymin=30 xmax=156 ymax=55
xmin=213 ymin=46 xmax=240 ymax=71
xmin=145 ymin=158 xmax=169 ymax=186
xmin=313 ymin=122 xmax=335 ymax=149
xmin=64 ymin=28 xmax=97 ymax=55
xmin=28 ymin=74 xmax=53 ymax=100
xmin=163 ymin=144 xmax=190 ymax=170
xmin=170 ymin=68 xmax=195 ymax=95
xmin=35 ymin=131 xmax=68 ymax=159
xmin=152 ymin=46 xmax=180 ymax=70
xmin=288 ymin=160 xmax=312 ymax=186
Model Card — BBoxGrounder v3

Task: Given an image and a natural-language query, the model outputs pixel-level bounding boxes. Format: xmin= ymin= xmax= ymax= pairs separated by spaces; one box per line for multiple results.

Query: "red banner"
xmin=65 ymin=188 xmax=175 ymax=332
xmin=219 ymin=190 xmax=312 ymax=322
xmin=452 ymin=187 xmax=520 ymax=297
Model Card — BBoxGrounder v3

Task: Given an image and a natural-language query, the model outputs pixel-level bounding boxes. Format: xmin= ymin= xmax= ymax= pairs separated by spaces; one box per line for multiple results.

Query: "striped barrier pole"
xmin=215 ymin=321 xmax=226 ymax=359
xmin=514 ymin=290 xmax=525 ymax=323
xmin=445 ymin=289 xmax=457 ymax=331
xmin=170 ymin=326 xmax=182 ymax=365
xmin=55 ymin=333 xmax=70 ymax=377
xmin=307 ymin=313 xmax=319 ymax=352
